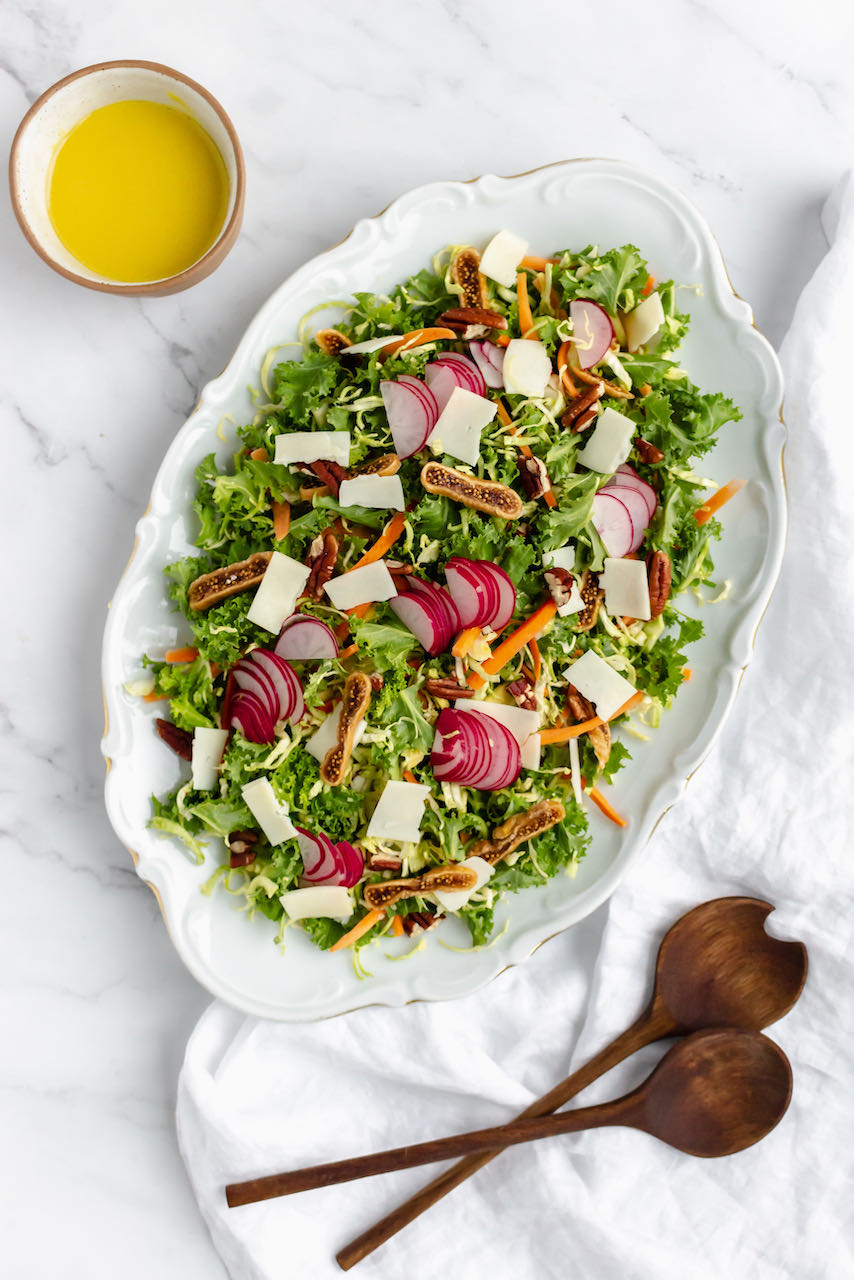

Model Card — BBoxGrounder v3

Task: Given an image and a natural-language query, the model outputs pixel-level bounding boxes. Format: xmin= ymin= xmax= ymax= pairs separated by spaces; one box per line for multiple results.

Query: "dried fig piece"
xmin=188 ymin=552 xmax=272 ymax=611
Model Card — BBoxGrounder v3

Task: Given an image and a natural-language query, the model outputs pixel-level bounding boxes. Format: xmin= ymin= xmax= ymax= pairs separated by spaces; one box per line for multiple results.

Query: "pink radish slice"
xmin=444 ymin=557 xmax=500 ymax=628
xmin=611 ymin=464 xmax=658 ymax=520
xmin=591 ymin=492 xmax=636 ymax=558
xmin=229 ymin=690 xmax=276 ymax=744
xmin=380 ymin=377 xmax=438 ymax=458
xmin=233 ymin=662 xmax=280 ymax=723
xmin=403 ymin=578 xmax=461 ymax=639
xmin=599 ymin=485 xmax=651 ymax=552
xmin=430 ymin=353 xmax=486 ymax=396
xmin=275 ymin=615 xmax=339 ymax=660
xmin=477 ymin=562 xmax=516 ymax=630
xmin=389 ymin=591 xmax=454 ymax=656
xmin=569 ymin=298 xmax=615 ymax=369
xmin=296 ymin=827 xmax=335 ymax=878
xmin=333 ymin=841 xmax=364 ymax=888
xmin=431 ymin=708 xmax=521 ymax=791
xmin=468 ymin=340 xmax=505 ymax=389
xmin=248 ymin=650 xmax=305 ymax=724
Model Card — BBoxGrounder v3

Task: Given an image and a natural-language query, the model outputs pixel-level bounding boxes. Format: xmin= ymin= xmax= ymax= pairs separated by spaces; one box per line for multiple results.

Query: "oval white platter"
xmin=102 ymin=159 xmax=785 ymax=1021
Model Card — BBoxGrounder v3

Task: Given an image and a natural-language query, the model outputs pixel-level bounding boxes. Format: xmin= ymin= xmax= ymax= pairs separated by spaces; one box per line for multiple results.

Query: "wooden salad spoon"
xmin=225 ymin=1028 xmax=793 ymax=1204
xmin=332 ymin=895 xmax=807 ymax=1267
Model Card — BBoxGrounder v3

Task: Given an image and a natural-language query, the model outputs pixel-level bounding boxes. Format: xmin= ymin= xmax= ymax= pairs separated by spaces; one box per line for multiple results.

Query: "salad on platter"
xmin=137 ymin=230 xmax=744 ymax=964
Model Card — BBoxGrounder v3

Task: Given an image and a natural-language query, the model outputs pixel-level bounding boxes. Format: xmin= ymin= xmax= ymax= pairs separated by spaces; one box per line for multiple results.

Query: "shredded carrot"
xmin=338 ymin=643 xmax=358 ymax=661
xmin=520 ymin=255 xmax=558 ymax=270
xmin=391 ymin=915 xmax=404 ymax=937
xmin=210 ymin=663 xmax=222 ymax=680
xmin=496 ymin=400 xmax=513 ymax=428
xmin=143 ymin=690 xmax=168 ymax=703
xmin=529 ymin=637 xmax=542 ymax=684
xmin=380 ymin=327 xmax=457 ymax=359
xmin=249 ymin=447 xmax=269 ymax=462
xmin=516 ymin=272 xmax=536 ymax=339
xmin=468 ymin=600 xmax=557 ymax=690
xmin=539 ymin=690 xmax=644 ymax=743
xmin=345 ymin=602 xmax=374 ymax=620
xmin=402 ymin=770 xmax=418 ymax=784
xmin=350 ymin=511 xmax=407 ymax=570
xmin=165 ymin=647 xmax=199 ymax=664
xmin=271 ymin=500 xmax=290 ymax=540
xmin=300 ymin=484 xmax=329 ymax=502
xmin=588 ymin=786 xmax=627 ymax=828
xmin=557 ymin=340 xmax=577 ymax=397
xmin=333 ymin=618 xmax=352 ymax=642
xmin=493 ymin=333 xmax=511 ymax=348
xmin=329 ymin=907 xmax=386 ymax=952
xmin=452 ymin=625 xmax=482 ymax=659
xmin=640 ymin=383 xmax=652 ymax=397
xmin=641 ymin=275 xmax=655 ymax=297
xmin=540 ymin=476 xmax=558 ymax=509
xmin=682 ymin=667 xmax=692 ymax=682
xmin=695 ymin=479 xmax=746 ymax=526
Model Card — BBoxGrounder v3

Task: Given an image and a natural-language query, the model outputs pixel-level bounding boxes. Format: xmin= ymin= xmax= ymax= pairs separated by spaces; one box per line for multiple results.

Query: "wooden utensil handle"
xmin=336 ymin=1004 xmax=672 ymax=1270
xmin=226 ymin=1094 xmax=636 ymax=1207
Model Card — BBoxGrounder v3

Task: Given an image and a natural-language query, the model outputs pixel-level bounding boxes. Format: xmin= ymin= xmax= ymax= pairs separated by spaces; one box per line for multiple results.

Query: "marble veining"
xmin=2 ymin=0 xmax=852 ymax=1275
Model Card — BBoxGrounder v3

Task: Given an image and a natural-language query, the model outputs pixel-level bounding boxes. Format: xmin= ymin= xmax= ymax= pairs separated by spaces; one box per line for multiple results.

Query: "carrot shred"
xmin=641 ymin=275 xmax=655 ymax=297
xmin=468 ymin=600 xmax=557 ymax=690
xmin=402 ymin=770 xmax=418 ymax=784
xmin=350 ymin=511 xmax=407 ymax=570
xmin=300 ymin=484 xmax=329 ymax=502
xmin=391 ymin=915 xmax=404 ymax=937
xmin=541 ymin=481 xmax=558 ymax=509
xmin=682 ymin=667 xmax=692 ymax=682
xmin=640 ymin=382 xmax=652 ymax=397
xmin=345 ymin=602 xmax=374 ymax=620
xmin=496 ymin=400 xmax=513 ymax=428
xmin=249 ymin=447 xmax=269 ymax=462
xmin=329 ymin=907 xmax=386 ymax=952
xmin=165 ymin=647 xmax=199 ymax=664
xmin=143 ymin=690 xmax=168 ymax=703
xmin=516 ymin=271 xmax=536 ymax=339
xmin=557 ymin=340 xmax=577 ymax=397
xmin=452 ymin=625 xmax=482 ymax=659
xmin=529 ymin=637 xmax=542 ymax=684
xmin=380 ymin=328 xmax=457 ymax=359
xmin=520 ymin=255 xmax=558 ymax=270
xmin=493 ymin=333 xmax=511 ymax=348
xmin=338 ymin=643 xmax=358 ymax=661
xmin=539 ymin=690 xmax=644 ymax=743
xmin=588 ymin=786 xmax=627 ymax=828
xmin=271 ymin=500 xmax=290 ymax=540
xmin=210 ymin=663 xmax=222 ymax=680
xmin=695 ymin=479 xmax=746 ymax=526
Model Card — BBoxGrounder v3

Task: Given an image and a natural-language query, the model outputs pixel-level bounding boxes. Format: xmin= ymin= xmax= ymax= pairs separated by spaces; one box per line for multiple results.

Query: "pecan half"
xmin=517 ymin=453 xmax=550 ymax=500
xmin=320 ymin=672 xmax=372 ymax=785
xmin=451 ymin=247 xmax=487 ymax=309
xmin=576 ymin=570 xmax=604 ymax=632
xmin=402 ymin=908 xmax=444 ymax=937
xmin=421 ymin=462 xmax=523 ymax=519
xmin=467 ymin=799 xmax=566 ymax=866
xmin=304 ymin=531 xmax=339 ymax=601
xmin=356 ymin=453 xmax=401 ymax=477
xmin=228 ymin=829 xmax=259 ymax=868
xmin=306 ymin=458 xmax=346 ymax=497
xmin=647 ymin=549 xmax=672 ymax=619
xmin=315 ymin=328 xmax=352 ymax=357
xmin=155 ymin=718 xmax=193 ymax=761
xmin=363 ymin=863 xmax=478 ymax=911
xmin=561 ymin=380 xmax=602 ymax=431
xmin=507 ymin=676 xmax=537 ymax=711
xmin=545 ymin=566 xmax=577 ymax=611
xmin=368 ymin=852 xmax=402 ymax=872
xmin=436 ymin=305 xmax=508 ymax=332
xmin=188 ymin=552 xmax=272 ymax=611
xmin=424 ymin=677 xmax=475 ymax=700
xmin=369 ymin=674 xmax=384 ymax=692
xmin=567 ymin=689 xmax=610 ymax=767
xmin=574 ymin=366 xmax=634 ymax=400
xmin=635 ymin=437 xmax=664 ymax=465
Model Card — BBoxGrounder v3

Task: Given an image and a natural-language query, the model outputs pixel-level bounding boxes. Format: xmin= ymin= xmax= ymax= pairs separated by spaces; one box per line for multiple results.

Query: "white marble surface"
xmin=1 ymin=1 xmax=852 ymax=1275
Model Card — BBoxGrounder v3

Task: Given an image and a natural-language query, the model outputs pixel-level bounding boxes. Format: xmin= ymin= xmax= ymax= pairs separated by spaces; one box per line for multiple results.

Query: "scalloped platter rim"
xmin=101 ymin=158 xmax=786 ymax=1021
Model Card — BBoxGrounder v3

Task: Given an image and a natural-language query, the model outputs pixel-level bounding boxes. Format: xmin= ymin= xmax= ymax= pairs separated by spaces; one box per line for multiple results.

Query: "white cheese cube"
xmin=576 ymin=406 xmax=636 ymax=474
xmin=279 ymin=886 xmax=353 ymax=921
xmin=623 ymin=292 xmax=665 ymax=352
xmin=273 ymin=431 xmax=351 ymax=467
xmin=502 ymin=339 xmax=552 ymax=399
xmin=247 ymin=552 xmax=311 ymax=633
xmin=324 ymin=560 xmax=398 ymax=611
xmin=426 ymin=386 xmax=497 ymax=465
xmin=601 ymin=558 xmax=651 ymax=621
xmin=431 ymin=856 xmax=495 ymax=912
xmin=305 ymin=704 xmax=368 ymax=763
xmin=337 ymin=474 xmax=405 ymax=511
xmin=241 ymin=777 xmax=297 ymax=845
xmin=454 ymin=699 xmax=541 ymax=769
xmin=366 ymin=780 xmax=431 ymax=843
xmin=563 ymin=650 xmax=637 ymax=722
xmin=543 ymin=544 xmax=575 ymax=572
xmin=191 ymin=727 xmax=229 ymax=791
xmin=556 ymin=578 xmax=585 ymax=618
xmin=479 ymin=230 xmax=529 ymax=288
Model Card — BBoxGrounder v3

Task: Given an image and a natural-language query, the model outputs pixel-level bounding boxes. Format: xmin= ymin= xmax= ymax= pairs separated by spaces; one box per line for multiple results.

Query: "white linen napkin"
xmin=177 ymin=179 xmax=854 ymax=1280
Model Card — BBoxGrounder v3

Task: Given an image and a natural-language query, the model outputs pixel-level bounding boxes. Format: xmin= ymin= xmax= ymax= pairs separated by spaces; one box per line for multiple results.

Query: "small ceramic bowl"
xmin=8 ymin=60 xmax=245 ymax=296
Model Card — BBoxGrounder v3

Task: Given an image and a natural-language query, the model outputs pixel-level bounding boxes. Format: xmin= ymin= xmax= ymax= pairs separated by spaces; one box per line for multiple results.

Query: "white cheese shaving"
xmin=273 ymin=431 xmax=351 ymax=466
xmin=563 ymin=650 xmax=637 ymax=722
xmin=246 ymin=552 xmax=311 ymax=633
xmin=337 ymin=474 xmax=405 ymax=510
xmin=241 ymin=777 xmax=297 ymax=845
xmin=324 ymin=560 xmax=398 ymax=611
xmin=479 ymin=229 xmax=529 ymax=287
xmin=191 ymin=727 xmax=229 ymax=791
xmin=366 ymin=780 xmax=431 ymax=843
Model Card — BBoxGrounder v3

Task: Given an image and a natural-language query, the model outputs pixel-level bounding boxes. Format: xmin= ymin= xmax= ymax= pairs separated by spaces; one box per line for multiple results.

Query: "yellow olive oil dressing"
xmin=48 ymin=99 xmax=229 ymax=282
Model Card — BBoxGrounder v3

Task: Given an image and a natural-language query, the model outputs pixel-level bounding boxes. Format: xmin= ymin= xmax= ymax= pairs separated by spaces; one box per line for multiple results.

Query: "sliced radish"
xmin=591 ymin=491 xmax=636 ymax=558
xmin=229 ymin=690 xmax=276 ymax=744
xmin=444 ymin=557 xmax=500 ymax=628
xmin=601 ymin=484 xmax=652 ymax=552
xmin=248 ymin=650 xmax=305 ymax=724
xmin=570 ymin=299 xmax=614 ymax=369
xmin=468 ymin=340 xmax=505 ymax=389
xmin=478 ymin=562 xmax=516 ymax=630
xmin=431 ymin=708 xmax=521 ymax=791
xmin=389 ymin=587 xmax=454 ymax=656
xmin=430 ymin=353 xmax=486 ymax=396
xmin=233 ymin=661 xmax=280 ymax=723
xmin=333 ymin=840 xmax=364 ymax=888
xmin=296 ymin=827 xmax=336 ymax=878
xmin=275 ymin=615 xmax=339 ymax=661
xmin=610 ymin=463 xmax=658 ymax=520
xmin=403 ymin=578 xmax=461 ymax=637
xmin=380 ymin=376 xmax=438 ymax=459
